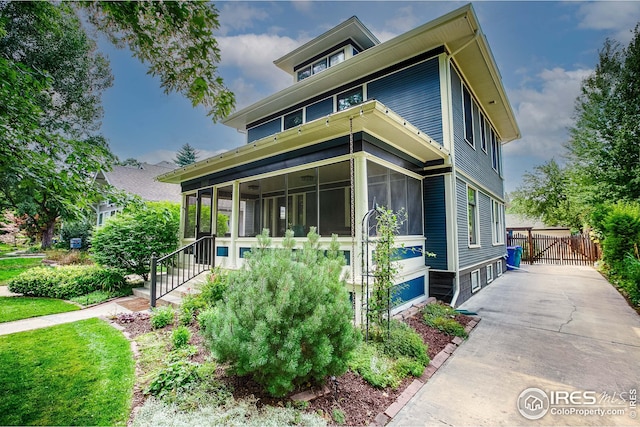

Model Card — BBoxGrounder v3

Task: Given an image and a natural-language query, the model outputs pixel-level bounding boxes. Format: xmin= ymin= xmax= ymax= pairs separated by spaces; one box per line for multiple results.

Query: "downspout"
xmin=446 ymin=30 xmax=479 ymax=307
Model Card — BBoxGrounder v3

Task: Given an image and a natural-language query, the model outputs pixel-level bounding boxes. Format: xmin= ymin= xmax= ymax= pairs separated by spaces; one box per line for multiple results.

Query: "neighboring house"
xmin=158 ymin=4 xmax=520 ymax=311
xmin=94 ymin=162 xmax=182 ymax=226
xmin=506 ymin=213 xmax=571 ymax=238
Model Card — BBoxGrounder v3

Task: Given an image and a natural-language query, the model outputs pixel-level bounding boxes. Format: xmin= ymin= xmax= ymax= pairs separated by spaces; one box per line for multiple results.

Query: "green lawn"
xmin=0 ymin=297 xmax=80 ymax=323
xmin=0 ymin=318 xmax=135 ymax=426
xmin=0 ymin=257 xmax=43 ymax=284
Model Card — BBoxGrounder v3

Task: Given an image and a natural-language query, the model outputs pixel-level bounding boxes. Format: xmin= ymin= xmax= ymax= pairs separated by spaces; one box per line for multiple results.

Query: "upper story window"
xmin=283 ymin=109 xmax=303 ymax=130
xmin=297 ymin=48 xmax=346 ymax=82
xmin=480 ymin=116 xmax=487 ymax=153
xmin=337 ymin=87 xmax=363 ymax=111
xmin=463 ymin=85 xmax=473 ymax=147
xmin=491 ymin=130 xmax=499 ymax=173
xmin=467 ymin=186 xmax=479 ymax=246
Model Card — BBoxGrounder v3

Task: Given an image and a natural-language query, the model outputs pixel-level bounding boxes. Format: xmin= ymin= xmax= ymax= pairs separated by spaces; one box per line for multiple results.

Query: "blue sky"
xmin=96 ymin=1 xmax=640 ymax=193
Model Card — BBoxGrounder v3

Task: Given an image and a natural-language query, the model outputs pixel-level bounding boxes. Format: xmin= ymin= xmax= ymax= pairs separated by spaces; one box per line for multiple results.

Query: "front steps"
xmin=132 ymin=269 xmax=210 ymax=308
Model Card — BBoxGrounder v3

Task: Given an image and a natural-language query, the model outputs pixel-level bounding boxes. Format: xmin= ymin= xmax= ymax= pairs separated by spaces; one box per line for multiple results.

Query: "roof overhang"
xmin=159 ymin=100 xmax=449 ymax=184
xmin=223 ymin=3 xmax=520 ymax=143
xmin=274 ymin=16 xmax=379 ymax=76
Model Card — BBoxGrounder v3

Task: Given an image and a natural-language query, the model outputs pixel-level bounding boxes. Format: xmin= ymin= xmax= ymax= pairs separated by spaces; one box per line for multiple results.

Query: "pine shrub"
xmin=204 ymin=228 xmax=359 ymax=397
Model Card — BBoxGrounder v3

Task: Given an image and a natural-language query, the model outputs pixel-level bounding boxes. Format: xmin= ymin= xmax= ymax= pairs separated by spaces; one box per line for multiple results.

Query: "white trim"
xmin=497 ymin=260 xmax=503 ymax=276
xmin=491 ymin=198 xmax=505 ymax=245
xmin=466 ymin=184 xmax=480 ymax=247
xmin=462 ymin=83 xmax=474 ymax=148
xmin=363 ymin=153 xmax=424 ymax=181
xmin=486 ymin=264 xmax=494 ymax=283
xmin=459 ymin=255 xmax=505 ymax=272
xmin=455 ymin=168 xmax=505 ymax=201
xmin=470 ymin=268 xmax=481 ymax=293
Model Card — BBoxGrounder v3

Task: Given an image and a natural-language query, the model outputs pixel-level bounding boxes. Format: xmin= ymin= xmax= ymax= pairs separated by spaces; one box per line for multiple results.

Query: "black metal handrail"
xmin=150 ymin=235 xmax=216 ymax=307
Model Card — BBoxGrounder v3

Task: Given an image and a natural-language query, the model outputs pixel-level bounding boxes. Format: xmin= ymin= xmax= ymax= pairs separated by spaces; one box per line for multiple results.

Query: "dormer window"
xmin=297 ymin=48 xmax=347 ymax=82
xmin=329 ymin=51 xmax=345 ymax=66
xmin=313 ymin=58 xmax=327 ymax=74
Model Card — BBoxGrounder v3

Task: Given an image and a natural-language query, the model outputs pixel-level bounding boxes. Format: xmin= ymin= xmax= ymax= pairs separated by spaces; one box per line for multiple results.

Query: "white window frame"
xmin=467 ymin=185 xmax=480 ymax=247
xmin=487 ymin=264 xmax=494 ymax=283
xmin=297 ymin=48 xmax=346 ymax=82
xmin=491 ymin=199 xmax=505 ymax=245
xmin=481 ymin=116 xmax=488 ymax=153
xmin=491 ymin=130 xmax=499 ymax=172
xmin=497 ymin=260 xmax=503 ymax=276
xmin=471 ymin=269 xmax=481 ymax=293
xmin=463 ymin=84 xmax=474 ymax=147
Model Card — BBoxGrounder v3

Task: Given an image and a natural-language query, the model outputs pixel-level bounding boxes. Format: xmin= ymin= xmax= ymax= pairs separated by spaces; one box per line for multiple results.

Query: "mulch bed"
xmin=113 ymin=306 xmax=474 ymax=427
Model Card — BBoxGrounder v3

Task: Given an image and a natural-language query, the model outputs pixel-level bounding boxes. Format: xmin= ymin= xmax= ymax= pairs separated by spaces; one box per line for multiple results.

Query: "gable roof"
xmin=96 ymin=162 xmax=182 ymax=203
xmin=223 ymin=3 xmax=520 ymax=143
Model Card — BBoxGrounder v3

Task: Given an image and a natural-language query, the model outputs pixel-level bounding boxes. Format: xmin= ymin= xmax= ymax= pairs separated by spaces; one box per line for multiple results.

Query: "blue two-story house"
xmin=158 ymin=4 xmax=520 ymax=314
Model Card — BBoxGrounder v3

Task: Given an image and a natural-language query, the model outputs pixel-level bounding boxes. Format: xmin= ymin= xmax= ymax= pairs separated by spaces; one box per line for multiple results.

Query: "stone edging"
xmin=370 ymin=316 xmax=481 ymax=426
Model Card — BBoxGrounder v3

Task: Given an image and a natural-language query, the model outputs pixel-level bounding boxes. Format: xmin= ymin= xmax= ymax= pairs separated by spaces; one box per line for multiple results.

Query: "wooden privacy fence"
xmin=506 ymin=229 xmax=601 ymax=266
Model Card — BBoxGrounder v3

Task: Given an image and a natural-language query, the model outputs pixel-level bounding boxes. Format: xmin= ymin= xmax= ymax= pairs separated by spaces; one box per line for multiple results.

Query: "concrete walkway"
xmin=0 ymin=292 xmax=142 ymax=336
xmin=390 ymin=264 xmax=640 ymax=426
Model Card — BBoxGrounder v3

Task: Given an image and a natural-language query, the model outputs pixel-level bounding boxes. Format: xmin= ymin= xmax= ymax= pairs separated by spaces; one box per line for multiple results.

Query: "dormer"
xmin=274 ymin=16 xmax=379 ymax=84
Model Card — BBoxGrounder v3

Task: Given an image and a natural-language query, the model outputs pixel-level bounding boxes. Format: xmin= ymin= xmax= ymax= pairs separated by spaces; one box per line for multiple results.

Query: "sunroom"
xmin=158 ymin=100 xmax=450 ymax=316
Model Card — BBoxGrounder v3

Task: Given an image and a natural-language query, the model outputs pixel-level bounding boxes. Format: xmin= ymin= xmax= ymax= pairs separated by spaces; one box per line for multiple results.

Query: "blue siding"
xmin=451 ymin=66 xmax=504 ymax=197
xmin=423 ymin=175 xmax=448 ymax=269
xmin=367 ymin=58 xmax=443 ymax=145
xmin=247 ymin=117 xmax=281 ymax=143
xmin=456 ymin=177 xmax=506 ymax=268
xmin=306 ymin=98 xmax=333 ymax=122
xmin=393 ymin=275 xmax=425 ymax=305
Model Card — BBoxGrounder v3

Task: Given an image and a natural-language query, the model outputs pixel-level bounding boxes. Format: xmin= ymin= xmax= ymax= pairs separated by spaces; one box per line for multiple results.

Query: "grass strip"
xmin=0 ymin=257 xmax=43 ymax=284
xmin=0 ymin=297 xmax=80 ymax=323
xmin=0 ymin=318 xmax=135 ymax=426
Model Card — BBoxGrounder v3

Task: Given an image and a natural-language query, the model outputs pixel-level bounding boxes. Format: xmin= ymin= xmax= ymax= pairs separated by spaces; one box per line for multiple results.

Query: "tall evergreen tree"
xmin=174 ymin=143 xmax=199 ymax=167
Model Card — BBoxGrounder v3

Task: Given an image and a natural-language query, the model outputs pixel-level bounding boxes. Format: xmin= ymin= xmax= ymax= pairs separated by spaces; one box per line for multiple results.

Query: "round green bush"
xmin=204 ymin=229 xmax=359 ymax=397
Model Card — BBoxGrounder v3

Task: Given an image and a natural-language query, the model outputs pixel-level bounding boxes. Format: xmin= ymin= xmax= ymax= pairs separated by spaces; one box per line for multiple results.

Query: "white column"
xmin=230 ymin=180 xmax=240 ymax=269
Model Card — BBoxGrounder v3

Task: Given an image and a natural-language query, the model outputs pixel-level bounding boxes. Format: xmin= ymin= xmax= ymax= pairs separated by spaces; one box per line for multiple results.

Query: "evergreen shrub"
xmin=204 ymin=228 xmax=359 ymax=397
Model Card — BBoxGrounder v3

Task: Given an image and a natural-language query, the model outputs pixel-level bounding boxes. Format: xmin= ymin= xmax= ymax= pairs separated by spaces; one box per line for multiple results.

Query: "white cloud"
xmin=504 ymin=67 xmax=592 ymax=161
xmin=577 ymin=2 xmax=640 ymax=43
xmin=217 ymin=3 xmax=269 ymax=35
xmin=218 ymin=33 xmax=305 ymax=101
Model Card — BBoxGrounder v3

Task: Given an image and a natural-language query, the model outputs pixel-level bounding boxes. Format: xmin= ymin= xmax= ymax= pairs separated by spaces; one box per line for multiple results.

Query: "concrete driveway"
xmin=390 ymin=264 xmax=640 ymax=426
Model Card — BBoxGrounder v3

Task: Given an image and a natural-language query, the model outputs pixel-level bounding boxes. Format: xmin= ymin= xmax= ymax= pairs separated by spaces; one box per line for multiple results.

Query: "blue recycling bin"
xmin=506 ymin=246 xmax=523 ymax=270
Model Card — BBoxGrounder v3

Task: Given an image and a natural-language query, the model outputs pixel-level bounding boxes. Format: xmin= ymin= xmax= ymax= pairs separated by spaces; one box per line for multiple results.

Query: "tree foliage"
xmin=566 ymin=25 xmax=640 ymax=205
xmin=205 ymin=229 xmax=359 ymax=397
xmin=174 ymin=143 xmax=199 ymax=167
xmin=0 ymin=2 xmax=115 ymax=248
xmin=91 ymin=201 xmax=180 ymax=279
xmin=83 ymin=0 xmax=235 ymax=121
xmin=1 ymin=1 xmax=235 ymax=248
xmin=509 ymin=159 xmax=582 ymax=229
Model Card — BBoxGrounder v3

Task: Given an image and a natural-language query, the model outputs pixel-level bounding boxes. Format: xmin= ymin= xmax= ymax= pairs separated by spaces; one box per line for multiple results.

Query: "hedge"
xmin=8 ymin=265 xmax=126 ymax=299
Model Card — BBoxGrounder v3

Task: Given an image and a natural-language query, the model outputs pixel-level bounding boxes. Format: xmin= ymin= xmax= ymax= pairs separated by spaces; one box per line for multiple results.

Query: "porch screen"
xmin=236 ymin=161 xmax=351 ymax=238
xmin=367 ymin=161 xmax=422 ymax=236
